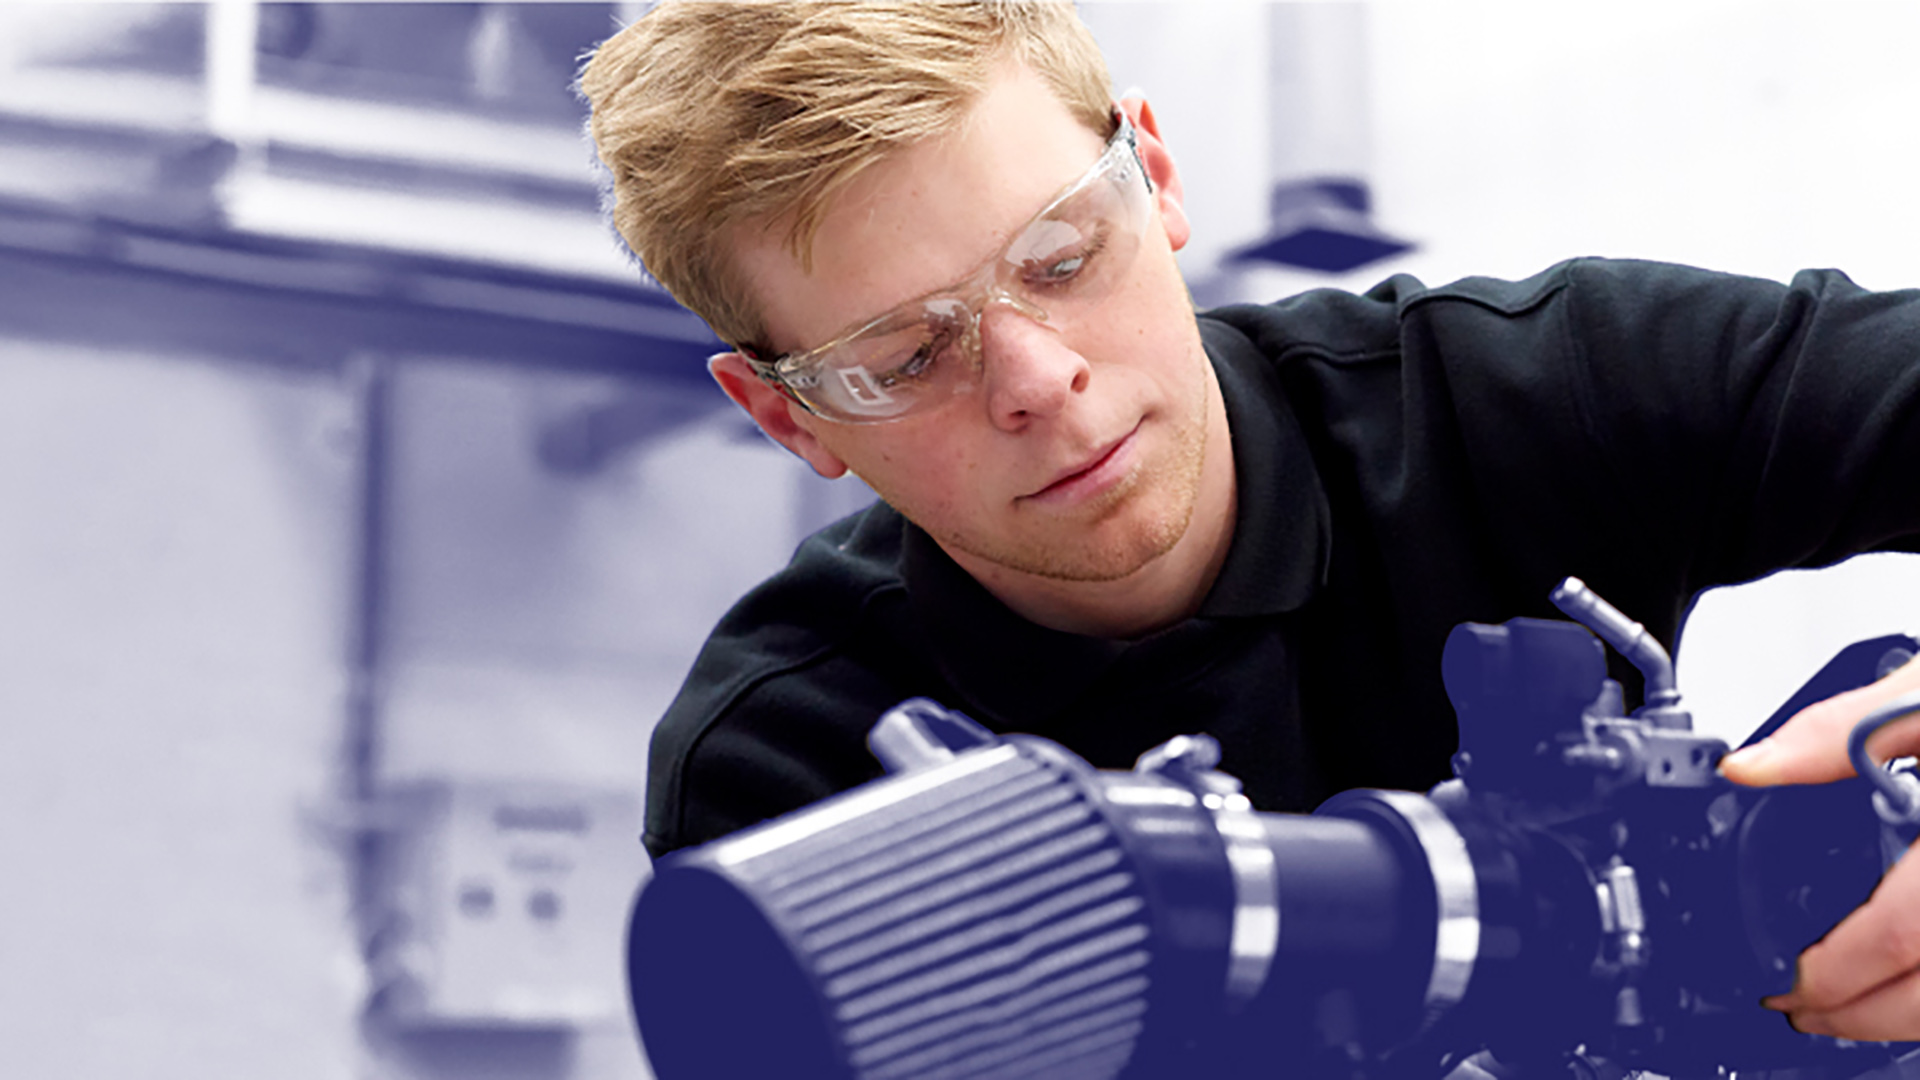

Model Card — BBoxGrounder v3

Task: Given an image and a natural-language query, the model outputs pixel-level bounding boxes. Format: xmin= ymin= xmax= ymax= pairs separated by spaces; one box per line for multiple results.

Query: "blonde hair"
xmin=580 ymin=1 xmax=1114 ymax=350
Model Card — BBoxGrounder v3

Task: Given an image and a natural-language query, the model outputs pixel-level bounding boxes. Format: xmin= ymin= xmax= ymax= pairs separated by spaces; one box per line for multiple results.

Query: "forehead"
xmin=731 ymin=63 xmax=1109 ymax=355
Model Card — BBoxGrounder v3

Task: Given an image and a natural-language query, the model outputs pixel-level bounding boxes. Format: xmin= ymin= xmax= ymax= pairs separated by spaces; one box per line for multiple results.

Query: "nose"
xmin=976 ymin=297 xmax=1091 ymax=431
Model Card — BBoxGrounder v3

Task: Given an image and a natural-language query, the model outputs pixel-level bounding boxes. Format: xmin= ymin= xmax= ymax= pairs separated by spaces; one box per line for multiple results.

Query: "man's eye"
xmin=1038 ymin=254 xmax=1086 ymax=282
xmin=1027 ymin=235 xmax=1107 ymax=288
xmin=876 ymin=332 xmax=950 ymax=386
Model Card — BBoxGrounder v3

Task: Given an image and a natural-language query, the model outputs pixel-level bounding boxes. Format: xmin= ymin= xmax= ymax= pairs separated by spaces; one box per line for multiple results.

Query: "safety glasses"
xmin=739 ymin=112 xmax=1153 ymax=424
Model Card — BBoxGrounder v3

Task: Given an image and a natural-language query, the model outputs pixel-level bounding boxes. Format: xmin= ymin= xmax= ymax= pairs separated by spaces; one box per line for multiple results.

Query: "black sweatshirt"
xmin=642 ymin=258 xmax=1920 ymax=860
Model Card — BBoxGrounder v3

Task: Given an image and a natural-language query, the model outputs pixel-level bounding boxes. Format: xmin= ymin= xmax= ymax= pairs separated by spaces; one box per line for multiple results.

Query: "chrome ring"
xmin=1204 ymin=790 xmax=1280 ymax=1004
xmin=1371 ymin=791 xmax=1479 ymax=1020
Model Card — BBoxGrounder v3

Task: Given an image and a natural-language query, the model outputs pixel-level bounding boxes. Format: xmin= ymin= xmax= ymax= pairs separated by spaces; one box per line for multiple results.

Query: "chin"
xmin=1037 ymin=521 xmax=1191 ymax=583
xmin=944 ymin=490 xmax=1197 ymax=584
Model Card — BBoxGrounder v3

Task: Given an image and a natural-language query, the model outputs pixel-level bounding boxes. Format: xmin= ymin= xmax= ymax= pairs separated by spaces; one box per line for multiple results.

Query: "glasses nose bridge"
xmin=984 ymin=284 xmax=1049 ymax=326
xmin=954 ymin=282 xmax=1051 ymax=371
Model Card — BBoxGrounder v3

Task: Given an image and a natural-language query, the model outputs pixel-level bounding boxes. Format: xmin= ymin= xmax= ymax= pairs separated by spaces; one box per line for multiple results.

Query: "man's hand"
xmin=1719 ymin=652 xmax=1920 ymax=1040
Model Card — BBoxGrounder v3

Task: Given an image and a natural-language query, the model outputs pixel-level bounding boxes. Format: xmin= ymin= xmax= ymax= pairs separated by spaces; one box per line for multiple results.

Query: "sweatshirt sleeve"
xmin=1390 ymin=258 xmax=1920 ymax=615
xmin=1546 ymin=259 xmax=1920 ymax=580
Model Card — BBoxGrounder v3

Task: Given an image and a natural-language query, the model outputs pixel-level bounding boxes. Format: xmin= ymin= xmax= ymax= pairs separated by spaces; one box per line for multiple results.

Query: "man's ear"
xmin=707 ymin=352 xmax=850 ymax=479
xmin=1117 ymin=93 xmax=1191 ymax=253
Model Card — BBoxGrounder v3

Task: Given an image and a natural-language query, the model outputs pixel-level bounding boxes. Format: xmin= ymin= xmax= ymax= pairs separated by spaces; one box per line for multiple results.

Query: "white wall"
xmin=0 ymin=339 xmax=362 ymax=1078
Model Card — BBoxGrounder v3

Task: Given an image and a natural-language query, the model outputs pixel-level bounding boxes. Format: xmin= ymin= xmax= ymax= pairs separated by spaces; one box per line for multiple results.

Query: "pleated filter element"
xmin=711 ymin=745 xmax=1155 ymax=1080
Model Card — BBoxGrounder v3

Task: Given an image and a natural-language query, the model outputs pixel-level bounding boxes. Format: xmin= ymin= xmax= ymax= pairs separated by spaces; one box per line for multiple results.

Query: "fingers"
xmin=1762 ymin=836 xmax=1920 ymax=1040
xmin=1769 ymin=964 xmax=1920 ymax=1042
xmin=1733 ymin=652 xmax=1920 ymax=1042
xmin=1722 ymin=653 xmax=1920 ymax=788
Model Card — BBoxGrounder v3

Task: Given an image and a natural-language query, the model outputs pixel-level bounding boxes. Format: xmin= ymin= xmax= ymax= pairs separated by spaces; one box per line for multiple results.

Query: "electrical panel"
xmin=365 ymin=780 xmax=645 ymax=1029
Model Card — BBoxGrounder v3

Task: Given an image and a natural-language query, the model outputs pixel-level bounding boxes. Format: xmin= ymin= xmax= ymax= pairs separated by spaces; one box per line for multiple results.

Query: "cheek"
xmin=828 ymin=427 xmax=984 ymax=509
xmin=1098 ymin=247 xmax=1189 ymax=349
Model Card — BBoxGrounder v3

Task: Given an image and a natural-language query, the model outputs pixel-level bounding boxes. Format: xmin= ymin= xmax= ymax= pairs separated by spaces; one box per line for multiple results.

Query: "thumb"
xmin=1721 ymin=652 xmax=1920 ymax=787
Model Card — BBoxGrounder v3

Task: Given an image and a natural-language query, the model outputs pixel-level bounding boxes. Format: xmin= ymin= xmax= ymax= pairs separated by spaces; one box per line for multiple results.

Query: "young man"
xmin=582 ymin=1 xmax=1920 ymax=1041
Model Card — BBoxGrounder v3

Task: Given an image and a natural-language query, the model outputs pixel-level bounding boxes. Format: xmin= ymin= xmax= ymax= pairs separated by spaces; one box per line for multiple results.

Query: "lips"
xmin=1024 ymin=423 xmax=1140 ymax=502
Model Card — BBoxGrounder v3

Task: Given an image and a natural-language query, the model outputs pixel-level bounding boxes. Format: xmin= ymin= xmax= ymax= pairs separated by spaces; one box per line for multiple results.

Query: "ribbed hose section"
xmin=717 ymin=745 xmax=1153 ymax=1080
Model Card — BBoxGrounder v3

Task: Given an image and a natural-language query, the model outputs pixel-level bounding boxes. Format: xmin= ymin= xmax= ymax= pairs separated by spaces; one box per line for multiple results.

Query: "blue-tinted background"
xmin=0 ymin=4 xmax=1914 ymax=1078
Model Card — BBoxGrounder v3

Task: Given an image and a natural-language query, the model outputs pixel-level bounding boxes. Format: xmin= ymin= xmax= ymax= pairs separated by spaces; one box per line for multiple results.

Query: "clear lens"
xmin=1004 ymin=162 xmax=1145 ymax=306
xmin=796 ymin=301 xmax=976 ymax=420
xmin=784 ymin=121 xmax=1151 ymax=423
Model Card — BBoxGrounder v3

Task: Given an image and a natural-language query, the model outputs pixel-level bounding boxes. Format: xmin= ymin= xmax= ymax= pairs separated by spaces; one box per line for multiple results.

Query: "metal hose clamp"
xmin=1134 ymin=734 xmax=1280 ymax=1004
xmin=1204 ymin=787 xmax=1281 ymax=1003
xmin=1372 ymin=790 xmax=1480 ymax=1021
